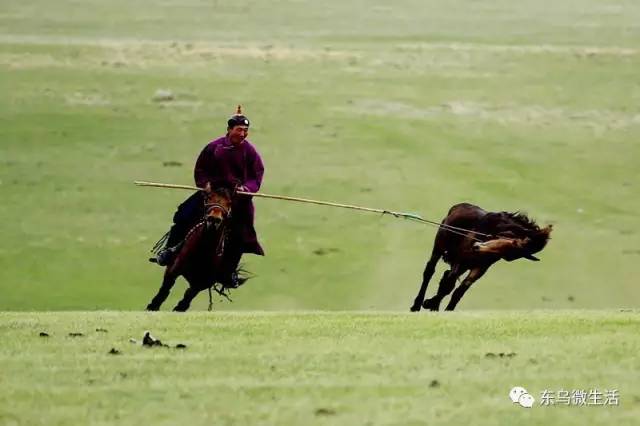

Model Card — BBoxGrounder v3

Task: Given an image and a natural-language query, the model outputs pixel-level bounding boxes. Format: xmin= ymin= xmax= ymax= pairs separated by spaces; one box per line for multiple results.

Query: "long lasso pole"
xmin=133 ymin=180 xmax=492 ymax=239
xmin=134 ymin=180 xmax=422 ymax=218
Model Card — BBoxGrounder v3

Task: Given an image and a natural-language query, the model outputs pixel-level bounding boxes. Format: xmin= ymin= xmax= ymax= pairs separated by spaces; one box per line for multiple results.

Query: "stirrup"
xmin=156 ymin=247 xmax=176 ymax=266
xmin=150 ymin=240 xmax=185 ymax=266
xmin=148 ymin=247 xmax=175 ymax=266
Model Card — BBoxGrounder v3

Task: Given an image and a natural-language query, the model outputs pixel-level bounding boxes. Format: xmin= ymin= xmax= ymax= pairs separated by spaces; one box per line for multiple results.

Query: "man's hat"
xmin=227 ymin=105 xmax=250 ymax=128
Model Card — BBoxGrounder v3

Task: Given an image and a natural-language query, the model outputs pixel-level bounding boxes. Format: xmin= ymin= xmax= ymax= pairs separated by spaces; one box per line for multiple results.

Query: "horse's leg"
xmin=219 ymin=239 xmax=244 ymax=287
xmin=146 ymin=269 xmax=178 ymax=311
xmin=423 ymin=265 xmax=465 ymax=311
xmin=422 ymin=270 xmax=449 ymax=311
xmin=444 ymin=266 xmax=489 ymax=311
xmin=410 ymin=247 xmax=442 ymax=312
xmin=173 ymin=285 xmax=201 ymax=312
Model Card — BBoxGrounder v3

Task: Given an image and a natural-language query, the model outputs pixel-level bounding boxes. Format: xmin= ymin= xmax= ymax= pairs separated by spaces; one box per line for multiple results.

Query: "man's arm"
xmin=242 ymin=146 xmax=264 ymax=193
xmin=194 ymin=144 xmax=215 ymax=188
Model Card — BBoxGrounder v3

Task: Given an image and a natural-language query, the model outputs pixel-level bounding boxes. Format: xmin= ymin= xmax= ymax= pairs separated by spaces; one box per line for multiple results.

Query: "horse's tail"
xmin=235 ymin=264 xmax=254 ymax=287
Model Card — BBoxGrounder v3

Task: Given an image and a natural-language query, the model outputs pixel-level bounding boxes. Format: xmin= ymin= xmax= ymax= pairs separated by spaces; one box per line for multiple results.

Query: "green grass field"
xmin=1 ymin=1 xmax=639 ymax=424
xmin=1 ymin=311 xmax=639 ymax=425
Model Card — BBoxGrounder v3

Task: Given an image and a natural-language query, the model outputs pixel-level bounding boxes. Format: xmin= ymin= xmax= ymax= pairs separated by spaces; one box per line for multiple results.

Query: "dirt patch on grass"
xmin=0 ymin=52 xmax=71 ymax=69
xmin=65 ymin=92 xmax=111 ymax=106
xmin=0 ymin=35 xmax=359 ymax=69
xmin=341 ymin=99 xmax=640 ymax=129
xmin=396 ymin=42 xmax=639 ymax=57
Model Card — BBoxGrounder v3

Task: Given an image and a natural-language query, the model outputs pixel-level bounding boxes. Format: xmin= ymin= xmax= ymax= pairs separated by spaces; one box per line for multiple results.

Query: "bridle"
xmin=204 ymin=202 xmax=230 ymax=218
xmin=203 ymin=196 xmax=232 ymax=258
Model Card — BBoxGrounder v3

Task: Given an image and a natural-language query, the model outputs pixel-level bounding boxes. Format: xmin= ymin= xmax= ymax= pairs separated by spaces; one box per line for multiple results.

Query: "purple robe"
xmin=194 ymin=136 xmax=265 ymax=256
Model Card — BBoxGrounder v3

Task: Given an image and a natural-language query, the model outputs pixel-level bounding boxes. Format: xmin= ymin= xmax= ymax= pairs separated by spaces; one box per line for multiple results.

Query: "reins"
xmin=205 ymin=202 xmax=229 ymax=217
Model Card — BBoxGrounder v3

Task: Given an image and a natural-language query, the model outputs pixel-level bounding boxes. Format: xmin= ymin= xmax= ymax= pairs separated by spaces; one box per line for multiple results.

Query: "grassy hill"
xmin=1 ymin=0 xmax=639 ymax=311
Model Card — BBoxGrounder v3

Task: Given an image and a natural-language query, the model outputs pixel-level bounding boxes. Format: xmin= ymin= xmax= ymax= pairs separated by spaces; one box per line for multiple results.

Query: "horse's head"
xmin=202 ymin=182 xmax=233 ymax=229
xmin=473 ymin=212 xmax=553 ymax=262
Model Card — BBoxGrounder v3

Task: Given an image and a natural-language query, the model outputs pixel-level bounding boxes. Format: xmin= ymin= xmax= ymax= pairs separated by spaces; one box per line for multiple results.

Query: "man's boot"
xmin=154 ymin=246 xmax=178 ymax=266
xmin=149 ymin=225 xmax=186 ymax=266
xmin=149 ymin=191 xmax=204 ymax=266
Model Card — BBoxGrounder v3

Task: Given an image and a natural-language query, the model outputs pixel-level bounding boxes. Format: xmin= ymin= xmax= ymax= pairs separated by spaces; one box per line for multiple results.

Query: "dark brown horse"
xmin=410 ymin=203 xmax=552 ymax=312
xmin=146 ymin=183 xmax=235 ymax=312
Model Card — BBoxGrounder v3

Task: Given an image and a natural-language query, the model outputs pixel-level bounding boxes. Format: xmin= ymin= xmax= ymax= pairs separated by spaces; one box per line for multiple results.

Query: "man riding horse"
xmin=150 ymin=106 xmax=265 ymax=288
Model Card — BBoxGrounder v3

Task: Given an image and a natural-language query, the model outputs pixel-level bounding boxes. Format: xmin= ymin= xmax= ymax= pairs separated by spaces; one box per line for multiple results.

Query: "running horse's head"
xmin=472 ymin=212 xmax=553 ymax=262
xmin=202 ymin=182 xmax=233 ymax=229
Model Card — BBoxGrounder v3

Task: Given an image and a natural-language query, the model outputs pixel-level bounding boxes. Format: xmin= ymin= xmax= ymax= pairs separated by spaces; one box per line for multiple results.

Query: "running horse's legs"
xmin=444 ymin=266 xmax=489 ymax=311
xmin=423 ymin=264 xmax=466 ymax=311
xmin=410 ymin=246 xmax=443 ymax=312
xmin=173 ymin=285 xmax=202 ymax=312
xmin=146 ymin=268 xmax=179 ymax=311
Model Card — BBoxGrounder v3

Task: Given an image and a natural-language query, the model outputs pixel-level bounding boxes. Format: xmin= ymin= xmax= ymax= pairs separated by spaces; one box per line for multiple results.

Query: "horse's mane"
xmin=210 ymin=187 xmax=233 ymax=200
xmin=507 ymin=212 xmax=540 ymax=231
xmin=207 ymin=179 xmax=236 ymax=194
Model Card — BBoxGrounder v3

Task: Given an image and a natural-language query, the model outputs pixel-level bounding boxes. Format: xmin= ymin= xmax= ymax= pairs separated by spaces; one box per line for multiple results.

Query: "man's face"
xmin=228 ymin=125 xmax=249 ymax=145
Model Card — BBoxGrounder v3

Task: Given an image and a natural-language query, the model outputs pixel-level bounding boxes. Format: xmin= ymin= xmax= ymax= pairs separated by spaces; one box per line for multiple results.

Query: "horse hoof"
xmin=146 ymin=304 xmax=159 ymax=311
xmin=423 ymin=298 xmax=439 ymax=311
xmin=410 ymin=304 xmax=421 ymax=312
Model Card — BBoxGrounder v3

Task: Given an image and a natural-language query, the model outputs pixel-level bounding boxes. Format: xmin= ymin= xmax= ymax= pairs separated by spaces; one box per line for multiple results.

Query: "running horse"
xmin=410 ymin=203 xmax=553 ymax=312
xmin=146 ymin=182 xmax=237 ymax=312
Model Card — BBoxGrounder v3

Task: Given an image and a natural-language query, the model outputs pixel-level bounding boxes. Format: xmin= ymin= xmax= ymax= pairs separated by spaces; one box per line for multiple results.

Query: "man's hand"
xmin=236 ymin=184 xmax=248 ymax=192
